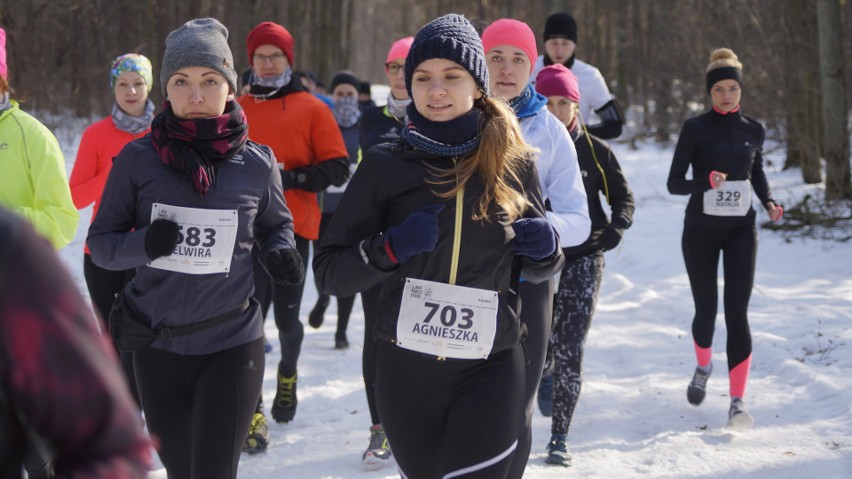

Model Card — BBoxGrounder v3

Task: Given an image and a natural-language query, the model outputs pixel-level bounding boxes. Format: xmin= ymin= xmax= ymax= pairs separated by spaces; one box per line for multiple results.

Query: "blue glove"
xmin=384 ymin=204 xmax=445 ymax=263
xmin=511 ymin=217 xmax=558 ymax=261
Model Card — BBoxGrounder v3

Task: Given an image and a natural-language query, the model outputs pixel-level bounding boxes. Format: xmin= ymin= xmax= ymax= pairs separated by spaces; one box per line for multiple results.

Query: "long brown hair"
xmin=0 ymin=76 xmax=12 ymax=97
xmin=429 ymin=95 xmax=534 ymax=222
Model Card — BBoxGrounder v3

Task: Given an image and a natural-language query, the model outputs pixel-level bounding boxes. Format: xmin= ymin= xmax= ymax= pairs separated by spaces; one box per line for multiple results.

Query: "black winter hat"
xmin=404 ymin=13 xmax=489 ymax=98
xmin=543 ymin=12 xmax=578 ymax=44
xmin=330 ymin=72 xmax=360 ymax=94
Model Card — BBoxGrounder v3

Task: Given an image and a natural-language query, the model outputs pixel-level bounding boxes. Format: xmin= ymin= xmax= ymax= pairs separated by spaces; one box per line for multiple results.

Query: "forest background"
xmin=1 ymin=0 xmax=850 ymax=203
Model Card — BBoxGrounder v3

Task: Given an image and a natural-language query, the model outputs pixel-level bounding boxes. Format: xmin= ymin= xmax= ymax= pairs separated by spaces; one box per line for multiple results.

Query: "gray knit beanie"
xmin=405 ymin=14 xmax=489 ymax=98
xmin=160 ymin=18 xmax=237 ymax=96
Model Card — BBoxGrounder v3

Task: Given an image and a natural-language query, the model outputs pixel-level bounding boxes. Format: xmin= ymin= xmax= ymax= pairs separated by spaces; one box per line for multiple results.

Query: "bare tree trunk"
xmin=816 ymin=0 xmax=851 ymax=199
xmin=0 ymin=0 xmax=846 ymax=144
xmin=650 ymin=2 xmax=673 ymax=142
xmin=783 ymin=0 xmax=822 ymax=183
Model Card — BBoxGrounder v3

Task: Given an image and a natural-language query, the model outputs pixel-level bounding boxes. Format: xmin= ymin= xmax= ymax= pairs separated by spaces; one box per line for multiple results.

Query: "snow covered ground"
xmin=54 ymin=119 xmax=852 ymax=478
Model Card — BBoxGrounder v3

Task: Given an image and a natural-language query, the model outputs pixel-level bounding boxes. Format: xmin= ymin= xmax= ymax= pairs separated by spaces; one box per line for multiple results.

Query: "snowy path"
xmin=56 ymin=130 xmax=852 ymax=478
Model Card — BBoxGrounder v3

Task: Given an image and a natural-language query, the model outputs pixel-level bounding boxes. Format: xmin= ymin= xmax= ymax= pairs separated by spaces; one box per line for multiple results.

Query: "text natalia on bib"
xmin=703 ymin=180 xmax=752 ymax=216
xmin=397 ymin=278 xmax=498 ymax=360
xmin=148 ymin=203 xmax=239 ymax=274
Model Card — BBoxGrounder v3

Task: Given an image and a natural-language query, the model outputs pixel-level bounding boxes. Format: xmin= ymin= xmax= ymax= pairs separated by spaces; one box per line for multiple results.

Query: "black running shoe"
xmin=308 ymin=295 xmax=330 ymax=329
xmin=271 ymin=371 xmax=298 ymax=423
xmin=687 ymin=363 xmax=712 ymax=406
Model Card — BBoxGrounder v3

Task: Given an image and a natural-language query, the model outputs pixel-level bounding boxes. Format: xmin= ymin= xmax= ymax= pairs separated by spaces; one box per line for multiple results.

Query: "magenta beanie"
xmin=386 ymin=36 xmax=414 ymax=64
xmin=534 ymin=64 xmax=580 ymax=102
xmin=0 ymin=28 xmax=7 ymax=80
xmin=481 ymin=19 xmax=538 ymax=74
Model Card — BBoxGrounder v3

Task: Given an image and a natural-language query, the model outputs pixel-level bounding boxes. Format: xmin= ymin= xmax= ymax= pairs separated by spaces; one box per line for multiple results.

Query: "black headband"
xmin=706 ymin=66 xmax=742 ymax=94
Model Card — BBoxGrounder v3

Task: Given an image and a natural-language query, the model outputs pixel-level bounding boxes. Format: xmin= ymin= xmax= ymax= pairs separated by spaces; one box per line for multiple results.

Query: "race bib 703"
xmin=396 ymin=278 xmax=498 ymax=360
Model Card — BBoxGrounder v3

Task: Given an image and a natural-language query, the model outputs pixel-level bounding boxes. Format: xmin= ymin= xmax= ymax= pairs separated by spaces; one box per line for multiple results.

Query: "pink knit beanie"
xmin=386 ymin=37 xmax=413 ymax=64
xmin=481 ymin=19 xmax=538 ymax=74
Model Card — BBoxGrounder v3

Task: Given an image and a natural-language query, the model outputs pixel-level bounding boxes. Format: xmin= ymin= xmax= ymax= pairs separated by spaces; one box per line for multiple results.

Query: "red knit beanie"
xmin=481 ymin=19 xmax=538 ymax=74
xmin=534 ymin=64 xmax=580 ymax=102
xmin=247 ymin=22 xmax=295 ymax=66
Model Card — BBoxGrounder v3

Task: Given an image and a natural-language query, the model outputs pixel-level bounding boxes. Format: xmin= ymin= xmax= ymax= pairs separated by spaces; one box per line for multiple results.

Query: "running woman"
xmin=667 ymin=47 xmax=783 ymax=429
xmin=70 ymin=53 xmax=155 ymax=406
xmin=534 ymin=63 xmax=635 ymax=466
xmin=88 ymin=18 xmax=304 ymax=478
xmin=481 ymin=18 xmax=590 ymax=478
xmin=314 ymin=14 xmax=564 ymax=478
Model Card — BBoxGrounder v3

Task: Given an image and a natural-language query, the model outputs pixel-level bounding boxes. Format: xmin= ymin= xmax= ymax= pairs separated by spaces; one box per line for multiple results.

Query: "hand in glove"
xmin=280 ymin=168 xmax=295 ymax=191
xmin=145 ymin=219 xmax=180 ymax=260
xmin=266 ymin=248 xmax=305 ymax=285
xmin=598 ymin=225 xmax=624 ymax=251
xmin=384 ymin=204 xmax=445 ymax=264
xmin=511 ymin=217 xmax=558 ymax=261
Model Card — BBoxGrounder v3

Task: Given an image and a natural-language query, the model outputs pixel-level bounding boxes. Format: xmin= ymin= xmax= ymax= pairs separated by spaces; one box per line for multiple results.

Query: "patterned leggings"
xmin=550 ymin=253 xmax=604 ymax=435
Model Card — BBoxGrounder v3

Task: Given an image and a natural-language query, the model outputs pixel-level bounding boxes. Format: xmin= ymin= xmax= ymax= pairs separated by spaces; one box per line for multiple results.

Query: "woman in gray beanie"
xmin=315 ymin=13 xmax=563 ymax=478
xmin=88 ymin=18 xmax=304 ymax=479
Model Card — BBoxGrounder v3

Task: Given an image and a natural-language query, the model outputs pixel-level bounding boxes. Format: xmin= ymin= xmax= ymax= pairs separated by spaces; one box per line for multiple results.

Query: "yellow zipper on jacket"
xmin=448 ymin=159 xmax=464 ymax=286
xmin=437 ymin=159 xmax=465 ymax=362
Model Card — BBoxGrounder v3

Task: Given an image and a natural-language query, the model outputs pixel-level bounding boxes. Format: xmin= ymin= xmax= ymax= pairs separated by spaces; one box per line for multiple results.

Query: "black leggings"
xmin=83 ymin=253 xmax=139 ymax=405
xmin=133 ymin=338 xmax=264 ymax=479
xmin=375 ymin=343 xmax=525 ymax=478
xmin=507 ymin=278 xmax=554 ymax=479
xmin=253 ymin=235 xmax=310 ymax=376
xmin=551 ymin=253 xmax=603 ymax=435
xmin=682 ymin=224 xmax=756 ymax=371
xmin=313 ymin=212 xmax=356 ymax=338
xmin=361 ymin=283 xmax=382 ymax=425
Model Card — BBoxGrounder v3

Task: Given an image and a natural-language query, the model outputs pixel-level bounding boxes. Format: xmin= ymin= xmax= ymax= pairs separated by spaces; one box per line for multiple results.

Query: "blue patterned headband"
xmin=111 ymin=53 xmax=153 ymax=89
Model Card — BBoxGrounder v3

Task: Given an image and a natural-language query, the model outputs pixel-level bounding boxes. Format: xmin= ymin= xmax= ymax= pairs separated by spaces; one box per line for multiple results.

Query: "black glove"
xmin=280 ymin=168 xmax=308 ymax=191
xmin=145 ymin=219 xmax=180 ymax=260
xmin=511 ymin=218 xmax=558 ymax=261
xmin=280 ymin=169 xmax=295 ymax=191
xmin=598 ymin=225 xmax=624 ymax=251
xmin=266 ymin=248 xmax=305 ymax=285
